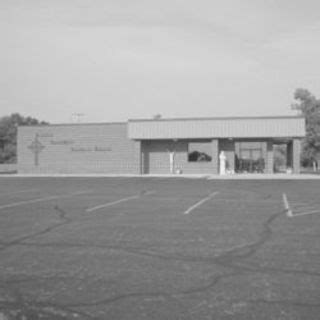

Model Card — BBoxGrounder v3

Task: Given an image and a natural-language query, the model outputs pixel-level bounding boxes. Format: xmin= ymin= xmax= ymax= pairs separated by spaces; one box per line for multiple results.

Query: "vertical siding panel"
xmin=128 ymin=117 xmax=305 ymax=139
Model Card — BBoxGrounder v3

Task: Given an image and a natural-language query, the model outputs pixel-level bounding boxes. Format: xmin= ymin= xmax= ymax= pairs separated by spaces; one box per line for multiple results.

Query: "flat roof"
xmin=128 ymin=116 xmax=305 ymax=139
xmin=18 ymin=121 xmax=126 ymax=128
xmin=128 ymin=115 xmax=304 ymax=122
xmin=17 ymin=116 xmax=305 ymax=139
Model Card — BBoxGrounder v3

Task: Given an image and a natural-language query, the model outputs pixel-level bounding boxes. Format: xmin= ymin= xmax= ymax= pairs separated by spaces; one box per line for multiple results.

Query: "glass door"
xmin=236 ymin=142 xmax=265 ymax=173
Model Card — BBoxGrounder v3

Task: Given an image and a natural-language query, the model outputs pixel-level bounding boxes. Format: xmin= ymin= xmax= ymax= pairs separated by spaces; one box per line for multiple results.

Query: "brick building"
xmin=17 ymin=116 xmax=305 ymax=174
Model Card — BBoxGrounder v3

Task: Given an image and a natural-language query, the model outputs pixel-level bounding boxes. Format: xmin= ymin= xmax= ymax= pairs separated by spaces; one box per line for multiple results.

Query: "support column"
xmin=211 ymin=139 xmax=219 ymax=174
xmin=286 ymin=141 xmax=293 ymax=169
xmin=266 ymin=140 xmax=274 ymax=174
xmin=133 ymin=140 xmax=142 ymax=174
xmin=292 ymin=139 xmax=301 ymax=174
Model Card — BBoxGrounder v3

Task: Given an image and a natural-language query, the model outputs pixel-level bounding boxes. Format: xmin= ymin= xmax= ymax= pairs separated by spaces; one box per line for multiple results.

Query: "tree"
xmin=0 ymin=113 xmax=48 ymax=163
xmin=292 ymin=89 xmax=320 ymax=167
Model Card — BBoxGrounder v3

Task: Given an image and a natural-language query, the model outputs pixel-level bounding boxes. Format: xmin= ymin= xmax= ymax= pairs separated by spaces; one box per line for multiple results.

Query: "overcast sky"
xmin=1 ymin=0 xmax=320 ymax=123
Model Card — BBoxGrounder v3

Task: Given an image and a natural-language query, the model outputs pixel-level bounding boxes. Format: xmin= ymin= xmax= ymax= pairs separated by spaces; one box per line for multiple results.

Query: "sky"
xmin=1 ymin=0 xmax=320 ymax=123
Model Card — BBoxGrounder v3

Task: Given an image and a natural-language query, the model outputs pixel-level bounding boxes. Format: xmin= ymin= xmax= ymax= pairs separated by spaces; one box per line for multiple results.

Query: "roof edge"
xmin=18 ymin=121 xmax=127 ymax=128
xmin=128 ymin=115 xmax=305 ymax=122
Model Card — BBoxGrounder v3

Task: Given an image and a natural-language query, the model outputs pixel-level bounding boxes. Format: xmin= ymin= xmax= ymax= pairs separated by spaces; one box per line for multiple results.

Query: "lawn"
xmin=0 ymin=177 xmax=319 ymax=319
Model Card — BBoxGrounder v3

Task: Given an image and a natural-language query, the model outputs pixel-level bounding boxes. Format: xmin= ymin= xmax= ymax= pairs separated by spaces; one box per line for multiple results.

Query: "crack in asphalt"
xmin=58 ymin=207 xmax=318 ymax=313
xmin=246 ymin=298 xmax=320 ymax=309
xmin=0 ymin=300 xmax=99 ymax=320
xmin=25 ymin=210 xmax=286 ymax=311
xmin=3 ymin=238 xmax=319 ymax=277
xmin=0 ymin=205 xmax=95 ymax=319
xmin=215 ymin=210 xmax=283 ymax=264
xmin=0 ymin=206 xmax=71 ymax=252
xmin=1 ymin=203 xmax=319 ymax=319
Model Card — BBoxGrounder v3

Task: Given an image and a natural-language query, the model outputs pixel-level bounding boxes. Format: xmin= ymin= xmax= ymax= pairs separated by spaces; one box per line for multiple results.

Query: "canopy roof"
xmin=128 ymin=116 xmax=305 ymax=140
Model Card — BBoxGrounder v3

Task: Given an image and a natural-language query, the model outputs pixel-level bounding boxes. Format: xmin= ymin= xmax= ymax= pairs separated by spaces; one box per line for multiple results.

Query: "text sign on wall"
xmin=51 ymin=140 xmax=74 ymax=145
xmin=71 ymin=146 xmax=112 ymax=152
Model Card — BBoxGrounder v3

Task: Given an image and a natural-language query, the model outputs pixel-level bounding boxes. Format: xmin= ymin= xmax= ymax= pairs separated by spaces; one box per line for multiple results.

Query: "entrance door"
xmin=236 ymin=142 xmax=265 ymax=173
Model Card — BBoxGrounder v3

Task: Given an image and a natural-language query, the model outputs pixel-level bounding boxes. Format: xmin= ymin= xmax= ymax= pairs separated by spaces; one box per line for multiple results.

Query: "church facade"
xmin=17 ymin=116 xmax=305 ymax=175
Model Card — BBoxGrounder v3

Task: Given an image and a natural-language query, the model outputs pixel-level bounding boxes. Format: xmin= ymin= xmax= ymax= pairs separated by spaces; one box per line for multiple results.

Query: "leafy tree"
xmin=0 ymin=113 xmax=48 ymax=163
xmin=292 ymin=89 xmax=320 ymax=166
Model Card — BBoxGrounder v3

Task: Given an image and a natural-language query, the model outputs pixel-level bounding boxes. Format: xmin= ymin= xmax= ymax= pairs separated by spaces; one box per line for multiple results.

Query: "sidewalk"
xmin=1 ymin=173 xmax=320 ymax=179
xmin=206 ymin=173 xmax=320 ymax=180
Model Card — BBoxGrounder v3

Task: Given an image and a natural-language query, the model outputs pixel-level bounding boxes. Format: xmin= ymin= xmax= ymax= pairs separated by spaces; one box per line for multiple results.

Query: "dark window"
xmin=188 ymin=142 xmax=212 ymax=162
xmin=236 ymin=142 xmax=265 ymax=173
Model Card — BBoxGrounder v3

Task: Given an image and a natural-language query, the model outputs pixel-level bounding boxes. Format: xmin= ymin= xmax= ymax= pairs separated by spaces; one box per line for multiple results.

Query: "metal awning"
xmin=128 ymin=116 xmax=305 ymax=140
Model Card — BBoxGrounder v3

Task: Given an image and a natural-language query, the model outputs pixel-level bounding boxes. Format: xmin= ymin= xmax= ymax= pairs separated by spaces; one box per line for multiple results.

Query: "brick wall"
xmin=18 ymin=123 xmax=297 ymax=175
xmin=141 ymin=139 xmax=219 ymax=174
xmin=17 ymin=123 xmax=140 ymax=174
xmin=292 ymin=138 xmax=301 ymax=173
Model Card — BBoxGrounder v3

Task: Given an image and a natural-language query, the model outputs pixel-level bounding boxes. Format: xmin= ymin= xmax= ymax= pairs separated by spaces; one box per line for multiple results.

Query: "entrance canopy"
xmin=128 ymin=116 xmax=305 ymax=140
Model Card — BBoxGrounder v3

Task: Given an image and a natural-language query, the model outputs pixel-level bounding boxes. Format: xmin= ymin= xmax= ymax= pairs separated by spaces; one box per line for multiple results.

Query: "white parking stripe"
xmin=288 ymin=210 xmax=320 ymax=218
xmin=183 ymin=191 xmax=219 ymax=214
xmin=282 ymin=193 xmax=293 ymax=217
xmin=86 ymin=190 xmax=155 ymax=213
xmin=86 ymin=195 xmax=140 ymax=212
xmin=0 ymin=189 xmax=39 ymax=196
xmin=212 ymin=198 xmax=280 ymax=204
xmin=0 ymin=191 xmax=89 ymax=210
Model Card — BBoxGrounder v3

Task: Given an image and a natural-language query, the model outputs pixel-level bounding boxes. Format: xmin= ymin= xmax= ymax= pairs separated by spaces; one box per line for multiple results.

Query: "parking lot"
xmin=0 ymin=177 xmax=319 ymax=319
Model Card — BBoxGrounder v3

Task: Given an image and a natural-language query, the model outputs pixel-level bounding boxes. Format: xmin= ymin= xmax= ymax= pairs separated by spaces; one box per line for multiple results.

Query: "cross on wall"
xmin=28 ymin=134 xmax=45 ymax=166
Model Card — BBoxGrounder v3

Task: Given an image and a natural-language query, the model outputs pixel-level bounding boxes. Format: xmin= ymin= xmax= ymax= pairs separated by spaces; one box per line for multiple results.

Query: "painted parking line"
xmin=289 ymin=210 xmax=320 ymax=217
xmin=282 ymin=193 xmax=320 ymax=218
xmin=212 ymin=198 xmax=280 ymax=204
xmin=86 ymin=190 xmax=155 ymax=213
xmin=0 ymin=191 xmax=90 ymax=210
xmin=282 ymin=193 xmax=293 ymax=217
xmin=183 ymin=191 xmax=219 ymax=214
xmin=0 ymin=189 xmax=39 ymax=196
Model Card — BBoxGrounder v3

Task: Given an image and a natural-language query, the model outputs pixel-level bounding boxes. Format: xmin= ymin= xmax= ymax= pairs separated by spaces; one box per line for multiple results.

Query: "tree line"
xmin=0 ymin=90 xmax=320 ymax=166
xmin=0 ymin=113 xmax=48 ymax=163
xmin=292 ymin=88 xmax=320 ymax=167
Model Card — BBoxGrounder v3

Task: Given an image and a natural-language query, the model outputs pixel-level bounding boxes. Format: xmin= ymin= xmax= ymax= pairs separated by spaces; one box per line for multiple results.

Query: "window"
xmin=188 ymin=141 xmax=212 ymax=162
xmin=235 ymin=142 xmax=265 ymax=173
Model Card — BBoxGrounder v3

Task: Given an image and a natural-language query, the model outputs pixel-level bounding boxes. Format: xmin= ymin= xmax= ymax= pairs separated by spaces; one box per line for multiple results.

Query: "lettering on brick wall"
xmin=71 ymin=146 xmax=112 ymax=152
xmin=71 ymin=147 xmax=92 ymax=152
xmin=36 ymin=133 xmax=54 ymax=138
xmin=51 ymin=140 xmax=74 ymax=145
xmin=94 ymin=146 xmax=112 ymax=152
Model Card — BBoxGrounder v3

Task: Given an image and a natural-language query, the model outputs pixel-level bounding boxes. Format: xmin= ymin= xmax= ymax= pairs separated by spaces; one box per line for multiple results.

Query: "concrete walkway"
xmin=1 ymin=173 xmax=320 ymax=179
xmin=206 ymin=173 xmax=320 ymax=180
